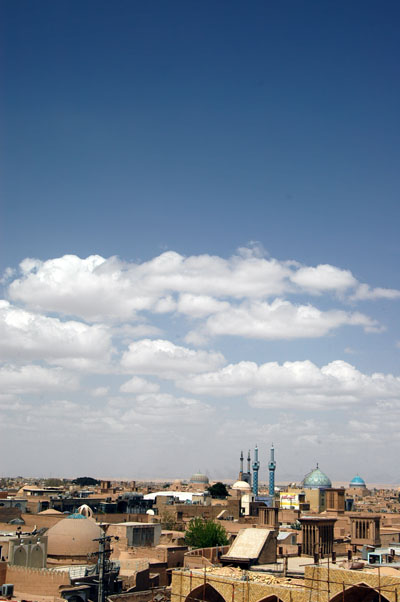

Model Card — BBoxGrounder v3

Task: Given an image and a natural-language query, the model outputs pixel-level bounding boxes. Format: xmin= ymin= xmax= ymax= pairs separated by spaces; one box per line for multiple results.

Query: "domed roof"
xmin=190 ymin=472 xmax=209 ymax=484
xmin=302 ymin=465 xmax=332 ymax=489
xmin=38 ymin=508 xmax=63 ymax=515
xmin=349 ymin=475 xmax=366 ymax=488
xmin=47 ymin=516 xmax=103 ymax=559
xmin=232 ymin=480 xmax=251 ymax=491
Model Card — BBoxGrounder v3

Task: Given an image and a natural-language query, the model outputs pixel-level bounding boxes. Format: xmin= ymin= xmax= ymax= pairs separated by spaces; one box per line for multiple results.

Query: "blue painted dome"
xmin=349 ymin=475 xmax=366 ymax=488
xmin=302 ymin=466 xmax=332 ymax=489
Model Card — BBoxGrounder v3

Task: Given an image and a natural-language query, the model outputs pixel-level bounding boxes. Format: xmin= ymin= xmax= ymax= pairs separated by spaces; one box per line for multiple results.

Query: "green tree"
xmin=44 ymin=478 xmax=63 ymax=487
xmin=160 ymin=509 xmax=177 ymax=530
xmin=72 ymin=477 xmax=100 ymax=487
xmin=207 ymin=482 xmax=229 ymax=498
xmin=185 ymin=518 xmax=228 ymax=549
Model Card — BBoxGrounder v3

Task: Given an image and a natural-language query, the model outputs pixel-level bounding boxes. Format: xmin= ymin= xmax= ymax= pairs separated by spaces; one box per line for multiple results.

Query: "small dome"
xmin=302 ymin=466 xmax=332 ymax=489
xmin=190 ymin=472 xmax=209 ymax=484
xmin=77 ymin=504 xmax=94 ymax=518
xmin=9 ymin=518 xmax=25 ymax=525
xmin=349 ymin=475 xmax=366 ymax=488
xmin=232 ymin=480 xmax=251 ymax=491
xmin=47 ymin=516 xmax=103 ymax=562
xmin=38 ymin=509 xmax=63 ymax=515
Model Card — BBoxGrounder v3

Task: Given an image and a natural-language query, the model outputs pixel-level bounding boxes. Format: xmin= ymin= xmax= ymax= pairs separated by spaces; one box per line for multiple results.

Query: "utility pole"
xmin=93 ymin=532 xmax=119 ymax=602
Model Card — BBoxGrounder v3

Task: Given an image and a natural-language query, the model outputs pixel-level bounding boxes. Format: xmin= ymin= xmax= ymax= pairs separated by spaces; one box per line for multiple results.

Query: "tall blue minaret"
xmin=268 ymin=444 xmax=276 ymax=497
xmin=252 ymin=445 xmax=260 ymax=496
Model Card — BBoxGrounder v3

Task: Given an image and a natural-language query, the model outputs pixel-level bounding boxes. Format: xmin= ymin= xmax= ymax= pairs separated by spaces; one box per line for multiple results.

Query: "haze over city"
xmin=1 ymin=1 xmax=400 ymax=483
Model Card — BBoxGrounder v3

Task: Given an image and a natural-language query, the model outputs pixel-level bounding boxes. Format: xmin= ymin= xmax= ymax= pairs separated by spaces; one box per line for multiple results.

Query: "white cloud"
xmin=177 ymin=294 xmax=230 ymax=318
xmin=8 ymin=254 xmax=154 ymax=322
xmin=7 ymin=392 xmax=214 ymax=436
xmin=121 ymin=393 xmax=214 ymax=425
xmin=351 ymin=283 xmax=400 ymax=301
xmin=0 ymin=300 xmax=112 ymax=364
xmin=121 ymin=338 xmax=225 ymax=378
xmin=7 ymin=249 xmax=395 ymax=328
xmin=290 ymin=264 xmax=357 ymax=293
xmin=112 ymin=324 xmax=163 ymax=338
xmin=0 ymin=364 xmax=78 ymax=395
xmin=201 ymin=299 xmax=380 ymax=340
xmin=177 ymin=359 xmax=400 ymax=410
xmin=91 ymin=386 xmax=110 ymax=397
xmin=120 ymin=376 xmax=160 ymax=394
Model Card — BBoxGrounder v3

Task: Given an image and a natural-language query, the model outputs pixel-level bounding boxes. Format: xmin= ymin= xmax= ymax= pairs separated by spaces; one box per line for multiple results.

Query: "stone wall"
xmin=171 ymin=565 xmax=400 ymax=602
xmin=304 ymin=566 xmax=400 ymax=602
xmin=184 ymin=546 xmax=230 ymax=569
xmin=5 ymin=565 xmax=70 ymax=597
xmin=0 ymin=508 xmax=21 ymax=523
xmin=171 ymin=568 xmax=308 ymax=602
xmin=112 ymin=545 xmax=186 ymax=569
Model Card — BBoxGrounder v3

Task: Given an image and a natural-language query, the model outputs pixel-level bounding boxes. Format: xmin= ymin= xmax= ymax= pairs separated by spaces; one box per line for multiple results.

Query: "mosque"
xmin=189 ymin=472 xmax=210 ymax=491
xmin=302 ymin=464 xmax=332 ymax=489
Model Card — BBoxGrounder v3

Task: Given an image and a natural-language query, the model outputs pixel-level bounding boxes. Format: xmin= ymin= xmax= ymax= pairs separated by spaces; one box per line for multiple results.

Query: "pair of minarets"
xmin=242 ymin=444 xmax=275 ymax=497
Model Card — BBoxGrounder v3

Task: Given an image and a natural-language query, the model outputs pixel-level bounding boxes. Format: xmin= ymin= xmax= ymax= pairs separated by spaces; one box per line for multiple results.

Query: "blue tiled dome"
xmin=349 ymin=475 xmax=366 ymax=488
xmin=190 ymin=472 xmax=209 ymax=484
xmin=302 ymin=466 xmax=332 ymax=489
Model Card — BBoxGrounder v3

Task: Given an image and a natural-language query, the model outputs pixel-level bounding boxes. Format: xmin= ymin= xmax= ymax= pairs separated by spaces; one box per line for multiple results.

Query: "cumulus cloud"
xmin=7 ymin=392 xmax=214 ymax=436
xmin=8 ymin=255 xmax=154 ymax=322
xmin=177 ymin=294 xmax=230 ymax=318
xmin=0 ymin=301 xmax=112 ymax=364
xmin=90 ymin=386 xmax=110 ymax=397
xmin=121 ymin=339 xmax=225 ymax=378
xmin=122 ymin=393 xmax=214 ymax=425
xmin=0 ymin=364 xmax=78 ymax=395
xmin=120 ymin=376 xmax=160 ymax=394
xmin=177 ymin=359 xmax=400 ymax=410
xmin=290 ymin=264 xmax=357 ymax=293
xmin=350 ymin=283 xmax=400 ymax=301
xmin=2 ymin=247 xmax=400 ymax=478
xmin=201 ymin=299 xmax=380 ymax=340
xmin=6 ymin=249 xmax=396 ymax=327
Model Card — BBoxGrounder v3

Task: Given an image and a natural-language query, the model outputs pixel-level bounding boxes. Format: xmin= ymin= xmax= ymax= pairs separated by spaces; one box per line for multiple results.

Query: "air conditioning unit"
xmin=2 ymin=583 xmax=14 ymax=597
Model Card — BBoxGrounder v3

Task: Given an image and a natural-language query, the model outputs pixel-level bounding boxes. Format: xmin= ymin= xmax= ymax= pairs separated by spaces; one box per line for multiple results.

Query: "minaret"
xmin=268 ymin=444 xmax=276 ymax=497
xmin=247 ymin=450 xmax=252 ymax=487
xmin=252 ymin=445 xmax=260 ymax=496
xmin=240 ymin=450 xmax=244 ymax=475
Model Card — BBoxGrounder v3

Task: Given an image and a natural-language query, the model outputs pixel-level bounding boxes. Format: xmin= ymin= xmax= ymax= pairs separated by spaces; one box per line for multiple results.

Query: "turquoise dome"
xmin=302 ymin=466 xmax=332 ymax=489
xmin=349 ymin=475 xmax=366 ymax=488
xmin=190 ymin=472 xmax=209 ymax=484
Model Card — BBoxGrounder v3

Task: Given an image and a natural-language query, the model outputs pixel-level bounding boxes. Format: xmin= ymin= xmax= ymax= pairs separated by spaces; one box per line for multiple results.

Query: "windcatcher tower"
xmin=268 ymin=444 xmax=276 ymax=497
xmin=252 ymin=445 xmax=260 ymax=496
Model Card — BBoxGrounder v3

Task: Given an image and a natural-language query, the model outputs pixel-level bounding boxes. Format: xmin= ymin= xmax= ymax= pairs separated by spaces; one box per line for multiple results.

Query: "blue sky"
xmin=1 ymin=1 xmax=400 ymax=483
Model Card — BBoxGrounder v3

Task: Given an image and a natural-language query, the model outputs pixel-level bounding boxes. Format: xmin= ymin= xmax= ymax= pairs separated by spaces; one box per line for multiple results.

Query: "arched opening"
xmin=330 ymin=584 xmax=391 ymax=602
xmin=30 ymin=545 xmax=45 ymax=568
xmin=13 ymin=547 xmax=27 ymax=566
xmin=186 ymin=584 xmax=227 ymax=602
xmin=257 ymin=596 xmax=284 ymax=602
xmin=64 ymin=596 xmax=85 ymax=602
